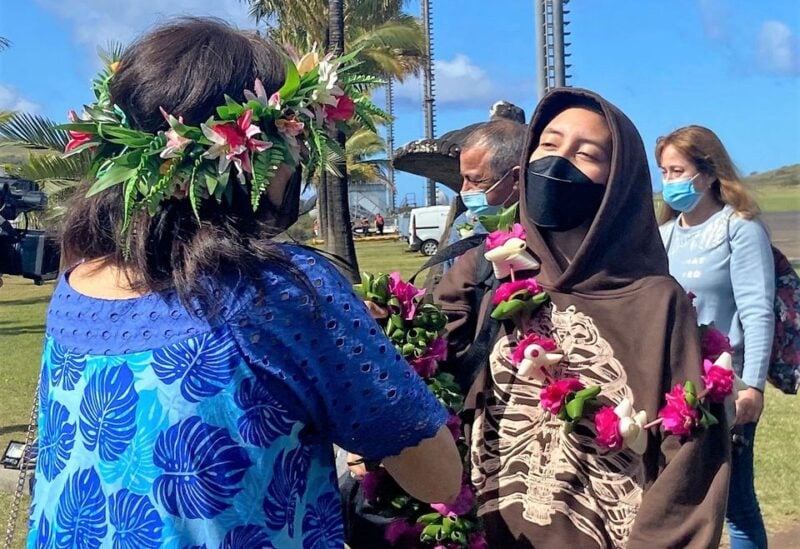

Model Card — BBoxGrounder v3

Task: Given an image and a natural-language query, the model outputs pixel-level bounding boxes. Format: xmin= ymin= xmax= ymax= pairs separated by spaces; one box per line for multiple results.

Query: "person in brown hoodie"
xmin=434 ymin=88 xmax=730 ymax=548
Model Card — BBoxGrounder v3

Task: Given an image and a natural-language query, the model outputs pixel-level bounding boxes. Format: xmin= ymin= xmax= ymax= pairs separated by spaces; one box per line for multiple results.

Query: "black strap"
xmin=408 ymin=234 xmax=487 ymax=284
xmin=455 ymin=268 xmax=501 ymax=394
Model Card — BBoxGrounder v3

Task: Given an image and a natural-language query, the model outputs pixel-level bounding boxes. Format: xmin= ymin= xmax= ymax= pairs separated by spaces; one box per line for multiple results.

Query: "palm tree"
xmin=346 ymin=128 xmax=390 ymax=186
xmin=0 ymin=44 xmax=122 ymax=221
xmin=0 ymin=113 xmax=88 ymax=222
xmin=242 ymin=0 xmax=424 ymax=277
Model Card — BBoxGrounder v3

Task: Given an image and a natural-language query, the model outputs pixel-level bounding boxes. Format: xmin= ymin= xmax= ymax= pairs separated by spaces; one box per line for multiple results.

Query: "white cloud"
xmin=0 ymin=85 xmax=41 ymax=113
xmin=394 ymin=54 xmax=501 ymax=109
xmin=35 ymin=0 xmax=254 ymax=54
xmin=757 ymin=20 xmax=800 ymax=75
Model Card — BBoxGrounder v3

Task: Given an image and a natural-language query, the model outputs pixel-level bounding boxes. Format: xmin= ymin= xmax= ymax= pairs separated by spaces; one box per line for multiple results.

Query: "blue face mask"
xmin=460 ymin=169 xmax=513 ymax=217
xmin=661 ymin=174 xmax=703 ymax=212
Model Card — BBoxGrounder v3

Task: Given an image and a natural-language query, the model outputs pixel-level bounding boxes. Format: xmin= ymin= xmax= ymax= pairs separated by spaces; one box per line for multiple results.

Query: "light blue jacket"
xmin=661 ymin=206 xmax=775 ymax=390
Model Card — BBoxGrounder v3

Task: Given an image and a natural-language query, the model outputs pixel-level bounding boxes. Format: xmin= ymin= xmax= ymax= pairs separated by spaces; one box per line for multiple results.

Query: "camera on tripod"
xmin=0 ymin=177 xmax=60 ymax=285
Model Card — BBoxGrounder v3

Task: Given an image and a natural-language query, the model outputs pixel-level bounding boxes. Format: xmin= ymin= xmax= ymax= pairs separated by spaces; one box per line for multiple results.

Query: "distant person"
xmin=444 ymin=119 xmax=525 ymax=270
xmin=657 ymin=125 xmax=774 ymax=549
xmin=28 ymin=18 xmax=460 ymax=548
xmin=435 ymin=88 xmax=729 ymax=547
xmin=374 ymin=212 xmax=384 ymax=235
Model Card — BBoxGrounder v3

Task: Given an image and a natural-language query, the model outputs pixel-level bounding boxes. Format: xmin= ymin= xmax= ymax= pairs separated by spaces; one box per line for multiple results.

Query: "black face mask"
xmin=525 ymin=155 xmax=606 ymax=231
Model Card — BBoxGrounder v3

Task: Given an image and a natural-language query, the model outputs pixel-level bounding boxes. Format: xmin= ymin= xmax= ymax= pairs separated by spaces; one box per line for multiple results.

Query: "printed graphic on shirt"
xmin=471 ymin=303 xmax=645 ymax=548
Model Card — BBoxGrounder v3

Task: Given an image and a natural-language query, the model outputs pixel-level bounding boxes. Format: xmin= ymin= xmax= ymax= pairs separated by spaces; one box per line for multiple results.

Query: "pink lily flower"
xmin=276 ymin=116 xmax=305 ymax=137
xmin=201 ymin=109 xmax=272 ymax=175
xmin=244 ymin=79 xmax=271 ymax=107
xmin=158 ymin=108 xmax=191 ymax=159
xmin=64 ymin=110 xmax=94 ymax=152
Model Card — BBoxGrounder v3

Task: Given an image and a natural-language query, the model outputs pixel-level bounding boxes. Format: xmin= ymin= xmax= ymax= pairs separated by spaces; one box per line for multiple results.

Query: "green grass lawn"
xmin=753 ymin=185 xmax=800 ymax=213
xmin=1 ymin=239 xmax=798 ymax=545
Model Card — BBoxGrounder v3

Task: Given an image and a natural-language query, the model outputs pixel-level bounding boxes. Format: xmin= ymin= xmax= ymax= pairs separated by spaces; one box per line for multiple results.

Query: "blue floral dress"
xmin=27 ymin=245 xmax=447 ymax=548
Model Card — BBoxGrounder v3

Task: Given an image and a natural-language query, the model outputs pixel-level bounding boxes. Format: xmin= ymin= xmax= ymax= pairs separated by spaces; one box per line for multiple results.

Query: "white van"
xmin=407 ymin=205 xmax=450 ymax=256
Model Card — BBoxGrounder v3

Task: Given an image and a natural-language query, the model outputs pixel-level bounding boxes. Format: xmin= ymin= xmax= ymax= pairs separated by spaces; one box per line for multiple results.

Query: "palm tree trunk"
xmin=323 ymin=0 xmax=360 ymax=280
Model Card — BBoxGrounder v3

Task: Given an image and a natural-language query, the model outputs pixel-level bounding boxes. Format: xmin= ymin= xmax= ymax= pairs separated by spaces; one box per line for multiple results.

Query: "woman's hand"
xmin=734 ymin=387 xmax=764 ymax=425
xmin=364 ymin=301 xmax=388 ymax=320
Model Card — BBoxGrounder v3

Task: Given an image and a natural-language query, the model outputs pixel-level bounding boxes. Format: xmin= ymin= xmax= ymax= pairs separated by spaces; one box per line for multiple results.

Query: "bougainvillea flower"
xmin=431 ymin=484 xmax=475 ymax=518
xmin=384 ymin=520 xmax=424 ymax=546
xmin=444 ymin=412 xmax=462 ymax=441
xmin=485 ymin=223 xmax=526 ymax=251
xmin=540 ymin=377 xmax=584 ymax=415
xmin=410 ymin=337 xmax=447 ymax=378
xmin=658 ymin=384 xmax=700 ymax=436
xmin=361 ymin=468 xmax=391 ymax=503
xmin=64 ymin=110 xmax=94 ymax=152
xmin=387 ymin=272 xmax=425 ymax=320
xmin=493 ymin=278 xmax=542 ymax=305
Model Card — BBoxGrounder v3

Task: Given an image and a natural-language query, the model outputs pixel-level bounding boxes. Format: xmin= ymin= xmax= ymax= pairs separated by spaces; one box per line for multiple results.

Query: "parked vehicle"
xmin=396 ymin=212 xmax=410 ymax=239
xmin=407 ymin=205 xmax=450 ymax=256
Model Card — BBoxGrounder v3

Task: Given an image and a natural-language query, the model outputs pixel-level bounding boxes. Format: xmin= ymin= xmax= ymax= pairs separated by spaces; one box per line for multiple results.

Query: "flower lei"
xmin=483 ymin=204 xmax=743 ymax=456
xmin=354 ymin=273 xmax=485 ymax=548
xmin=61 ymin=47 xmax=387 ymax=232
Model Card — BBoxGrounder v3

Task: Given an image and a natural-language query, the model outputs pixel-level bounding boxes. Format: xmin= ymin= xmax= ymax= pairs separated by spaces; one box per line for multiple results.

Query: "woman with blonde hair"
xmin=657 ymin=125 xmax=774 ymax=549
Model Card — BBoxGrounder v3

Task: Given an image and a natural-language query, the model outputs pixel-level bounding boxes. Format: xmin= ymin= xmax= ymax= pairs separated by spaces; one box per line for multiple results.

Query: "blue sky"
xmin=1 ymin=0 xmax=798 ymax=206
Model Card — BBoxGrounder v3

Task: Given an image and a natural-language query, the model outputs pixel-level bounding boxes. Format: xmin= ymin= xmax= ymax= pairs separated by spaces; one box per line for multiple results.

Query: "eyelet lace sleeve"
xmin=228 ymin=245 xmax=448 ymax=460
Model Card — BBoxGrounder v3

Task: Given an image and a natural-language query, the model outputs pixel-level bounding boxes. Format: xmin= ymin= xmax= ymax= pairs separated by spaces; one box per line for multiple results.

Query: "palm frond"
xmin=0 ymin=112 xmax=68 ymax=151
xmin=0 ymin=36 xmax=10 ymax=51
xmin=16 ymin=152 xmax=89 ymax=183
xmin=346 ymin=127 xmax=386 ymax=155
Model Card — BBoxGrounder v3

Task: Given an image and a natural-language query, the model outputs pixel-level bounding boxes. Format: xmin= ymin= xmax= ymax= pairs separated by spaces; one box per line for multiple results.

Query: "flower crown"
xmin=61 ymin=47 xmax=387 ymax=232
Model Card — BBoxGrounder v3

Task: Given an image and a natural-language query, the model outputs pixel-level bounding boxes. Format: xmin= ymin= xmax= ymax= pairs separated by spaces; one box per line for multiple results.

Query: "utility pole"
xmin=421 ymin=0 xmax=437 ymax=206
xmin=534 ymin=0 xmax=572 ymax=99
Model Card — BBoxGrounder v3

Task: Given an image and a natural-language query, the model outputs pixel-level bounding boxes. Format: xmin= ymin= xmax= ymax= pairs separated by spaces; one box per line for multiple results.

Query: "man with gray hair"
xmin=448 ymin=118 xmax=526 ymax=260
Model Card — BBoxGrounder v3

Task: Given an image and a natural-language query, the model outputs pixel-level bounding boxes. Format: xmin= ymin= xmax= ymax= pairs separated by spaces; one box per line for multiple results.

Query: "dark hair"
xmin=462 ymin=119 xmax=526 ymax=179
xmin=61 ymin=17 xmax=305 ymax=311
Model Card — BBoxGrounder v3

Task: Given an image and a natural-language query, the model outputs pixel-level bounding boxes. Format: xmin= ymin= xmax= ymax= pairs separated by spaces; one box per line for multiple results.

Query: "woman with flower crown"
xmin=27 ymin=17 xmax=460 ymax=548
xmin=434 ymin=89 xmax=731 ymax=548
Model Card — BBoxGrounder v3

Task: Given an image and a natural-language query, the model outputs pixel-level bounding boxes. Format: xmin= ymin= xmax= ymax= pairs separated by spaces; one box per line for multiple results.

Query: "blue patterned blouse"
xmin=27 ymin=245 xmax=447 ymax=548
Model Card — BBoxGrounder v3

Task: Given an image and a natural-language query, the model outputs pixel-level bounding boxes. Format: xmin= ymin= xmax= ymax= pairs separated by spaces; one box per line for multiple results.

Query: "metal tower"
xmin=535 ymin=0 xmax=572 ymax=99
xmin=421 ymin=0 xmax=437 ymax=206
xmin=385 ymin=78 xmax=397 ymax=212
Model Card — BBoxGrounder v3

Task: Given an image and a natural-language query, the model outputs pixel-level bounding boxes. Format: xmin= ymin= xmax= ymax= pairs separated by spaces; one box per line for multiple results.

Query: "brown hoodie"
xmin=434 ymin=88 xmax=729 ymax=548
